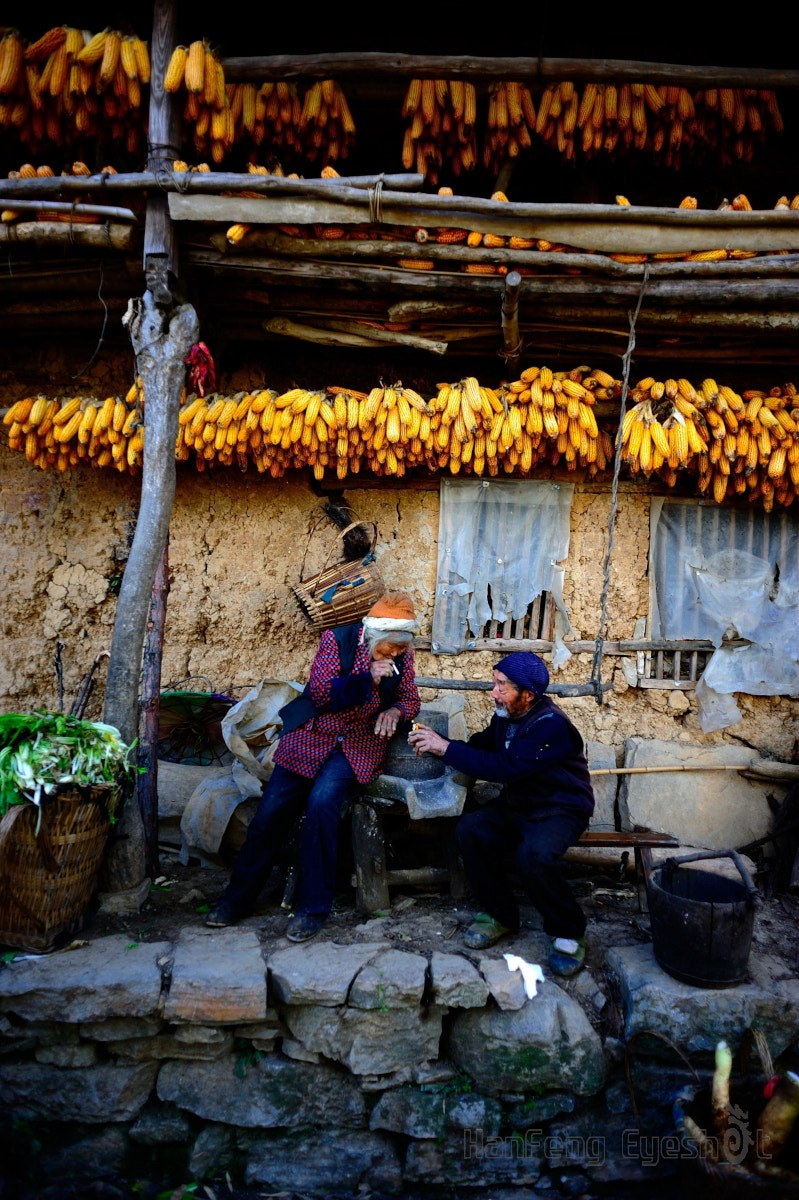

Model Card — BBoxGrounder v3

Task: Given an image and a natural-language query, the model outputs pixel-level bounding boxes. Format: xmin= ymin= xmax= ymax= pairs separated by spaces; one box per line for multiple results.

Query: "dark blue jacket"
xmin=443 ymin=694 xmax=594 ymax=819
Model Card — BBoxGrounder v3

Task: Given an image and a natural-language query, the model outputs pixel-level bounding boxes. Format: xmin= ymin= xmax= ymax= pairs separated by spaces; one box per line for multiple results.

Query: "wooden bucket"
xmin=291 ymin=516 xmax=384 ymax=634
xmin=0 ymin=785 xmax=112 ymax=953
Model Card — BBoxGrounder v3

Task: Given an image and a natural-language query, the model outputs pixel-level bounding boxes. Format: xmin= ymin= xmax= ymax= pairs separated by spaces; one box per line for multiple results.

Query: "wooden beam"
xmin=263 ymin=315 xmax=448 ymax=353
xmin=144 ymin=0 xmax=181 ymax=277
xmin=170 ymin=192 xmax=799 ymax=254
xmin=211 ymin=230 xmax=799 ymax=284
xmin=0 ymin=222 xmax=135 ymax=250
xmin=501 ymin=270 xmax=522 ymax=373
xmin=0 ymin=200 xmax=137 ymax=221
xmin=186 ymin=249 xmax=799 ymax=308
xmin=218 ymin=52 xmax=799 ymax=90
xmin=0 ymin=172 xmax=424 ymax=198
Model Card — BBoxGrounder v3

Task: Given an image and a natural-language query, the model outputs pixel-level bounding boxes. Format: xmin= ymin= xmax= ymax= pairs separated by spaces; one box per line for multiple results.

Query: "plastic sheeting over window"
xmin=431 ymin=479 xmax=574 ymax=661
xmin=649 ymin=498 xmax=799 ymax=730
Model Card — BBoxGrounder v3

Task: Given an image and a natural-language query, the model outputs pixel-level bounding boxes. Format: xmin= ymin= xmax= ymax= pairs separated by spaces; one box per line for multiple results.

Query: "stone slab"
xmin=446 ymin=983 xmax=606 ymax=1098
xmin=242 ymin=1128 xmax=402 ymax=1193
xmin=606 ymin=943 xmax=799 ymax=1058
xmin=268 ymin=940 xmax=389 ymax=1006
xmin=404 ymin=1132 xmax=544 ymax=1187
xmin=285 ymin=1002 xmax=446 ymax=1076
xmin=478 ymin=956 xmax=529 ymax=1011
xmin=164 ymin=928 xmax=266 ymax=1024
xmin=618 ymin=738 xmax=771 ymax=850
xmin=349 ymin=948 xmax=427 ymax=1009
xmin=0 ymin=936 xmax=170 ymax=1023
xmin=430 ymin=951 xmax=490 ymax=1008
xmin=158 ymin=1052 xmax=365 ymax=1128
xmin=586 ymin=740 xmax=617 ymax=831
xmin=0 ymin=1061 xmax=158 ymax=1122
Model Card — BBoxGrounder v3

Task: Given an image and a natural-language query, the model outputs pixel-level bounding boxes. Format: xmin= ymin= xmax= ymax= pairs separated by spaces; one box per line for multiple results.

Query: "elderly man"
xmin=408 ymin=652 xmax=593 ymax=976
xmin=208 ymin=593 xmax=420 ymax=941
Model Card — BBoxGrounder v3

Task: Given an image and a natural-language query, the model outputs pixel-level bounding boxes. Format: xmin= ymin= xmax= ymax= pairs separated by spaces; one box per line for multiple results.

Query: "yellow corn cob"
xmin=184 ymin=40 xmax=206 ymax=93
xmin=686 ymin=420 xmax=707 ymax=455
xmin=164 ymin=45 xmax=188 ymax=92
xmin=77 ymin=405 xmax=98 ymax=443
xmin=98 ymin=30 xmax=121 ymax=88
xmin=53 ymin=411 xmax=83 ymax=443
xmin=397 ymin=259 xmax=435 ymax=270
xmin=52 ymin=396 xmax=82 ymax=425
xmin=76 ymin=29 xmax=107 ymax=65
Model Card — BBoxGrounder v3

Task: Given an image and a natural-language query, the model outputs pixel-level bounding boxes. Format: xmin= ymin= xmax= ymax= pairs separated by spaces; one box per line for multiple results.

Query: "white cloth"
xmin=361 ymin=615 xmax=418 ymax=636
xmin=503 ymin=954 xmax=545 ymax=998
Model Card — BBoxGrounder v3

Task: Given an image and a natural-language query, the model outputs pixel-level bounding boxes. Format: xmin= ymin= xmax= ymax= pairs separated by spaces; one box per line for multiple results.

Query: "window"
xmin=431 ymin=479 xmax=574 ymax=659
xmin=648 ymin=497 xmax=799 ymax=727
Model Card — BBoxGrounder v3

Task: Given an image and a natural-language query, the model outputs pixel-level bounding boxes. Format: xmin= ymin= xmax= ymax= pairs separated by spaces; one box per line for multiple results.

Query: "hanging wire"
xmin=590 ymin=266 xmax=650 ymax=705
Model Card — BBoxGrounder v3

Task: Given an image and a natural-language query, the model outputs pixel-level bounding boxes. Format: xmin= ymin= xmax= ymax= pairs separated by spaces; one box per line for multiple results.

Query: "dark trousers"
xmin=457 ymin=804 xmax=589 ymax=939
xmin=222 ymin=748 xmax=357 ymax=918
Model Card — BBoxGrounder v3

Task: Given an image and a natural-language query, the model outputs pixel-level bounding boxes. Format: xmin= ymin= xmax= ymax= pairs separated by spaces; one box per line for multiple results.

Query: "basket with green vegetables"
xmin=0 ymin=711 xmax=136 ymax=819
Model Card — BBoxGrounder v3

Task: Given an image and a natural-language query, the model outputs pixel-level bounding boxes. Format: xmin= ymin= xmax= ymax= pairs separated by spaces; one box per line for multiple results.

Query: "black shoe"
xmin=286 ymin=912 xmax=326 ymax=943
xmin=205 ymin=900 xmax=241 ymax=928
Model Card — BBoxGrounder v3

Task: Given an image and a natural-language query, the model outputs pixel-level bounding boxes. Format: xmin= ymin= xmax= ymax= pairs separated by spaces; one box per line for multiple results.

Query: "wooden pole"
xmin=139 ymin=539 xmax=170 ymax=877
xmin=102 ymin=0 xmax=200 ymax=898
xmin=501 ymin=270 xmax=522 ymax=373
xmin=0 ymin=172 xmax=424 ymax=198
xmin=218 ymin=52 xmax=799 ymax=90
xmin=143 ymin=0 xmax=182 ymax=287
xmin=588 ymin=764 xmax=753 ymax=776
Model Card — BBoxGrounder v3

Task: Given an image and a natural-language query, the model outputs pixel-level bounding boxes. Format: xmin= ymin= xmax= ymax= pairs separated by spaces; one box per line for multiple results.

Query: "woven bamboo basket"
xmin=291 ymin=517 xmax=385 ymax=634
xmin=0 ymin=785 xmax=112 ymax=953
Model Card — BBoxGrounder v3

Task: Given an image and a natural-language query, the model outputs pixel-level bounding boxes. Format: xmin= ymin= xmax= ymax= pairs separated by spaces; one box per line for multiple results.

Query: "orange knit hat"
xmin=368 ymin=592 xmax=416 ymax=621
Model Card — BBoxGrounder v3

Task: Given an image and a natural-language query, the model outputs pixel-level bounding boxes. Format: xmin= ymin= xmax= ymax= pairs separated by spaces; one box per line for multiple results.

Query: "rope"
xmin=589 ymin=265 xmax=650 ymax=705
xmin=368 ymin=175 xmax=384 ymax=224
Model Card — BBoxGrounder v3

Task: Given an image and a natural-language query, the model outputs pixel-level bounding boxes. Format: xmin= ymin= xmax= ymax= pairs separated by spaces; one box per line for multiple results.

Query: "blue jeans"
xmin=222 ymin=748 xmax=356 ymax=917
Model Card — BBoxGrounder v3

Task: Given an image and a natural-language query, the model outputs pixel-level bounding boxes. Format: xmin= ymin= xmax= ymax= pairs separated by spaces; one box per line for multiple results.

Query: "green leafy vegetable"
xmin=0 ymin=711 xmax=137 ymax=817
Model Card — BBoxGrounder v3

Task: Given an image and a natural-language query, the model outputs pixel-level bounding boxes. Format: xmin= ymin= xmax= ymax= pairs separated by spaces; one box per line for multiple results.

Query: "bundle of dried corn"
xmin=401 ymin=79 xmax=477 ymax=184
xmin=0 ymin=25 xmax=149 ymax=156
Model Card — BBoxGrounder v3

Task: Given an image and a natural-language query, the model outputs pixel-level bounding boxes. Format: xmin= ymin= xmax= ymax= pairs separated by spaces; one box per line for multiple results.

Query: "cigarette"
xmin=392 ymin=660 xmax=400 ymax=675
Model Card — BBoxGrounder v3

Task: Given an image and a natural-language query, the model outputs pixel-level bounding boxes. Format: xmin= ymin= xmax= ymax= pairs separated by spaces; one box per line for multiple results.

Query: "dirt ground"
xmin=86 ymin=847 xmax=799 ymax=1046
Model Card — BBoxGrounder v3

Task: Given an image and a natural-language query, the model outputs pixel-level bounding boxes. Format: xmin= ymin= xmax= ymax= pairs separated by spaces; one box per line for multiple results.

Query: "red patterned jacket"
xmin=273 ymin=626 xmax=421 ymax=784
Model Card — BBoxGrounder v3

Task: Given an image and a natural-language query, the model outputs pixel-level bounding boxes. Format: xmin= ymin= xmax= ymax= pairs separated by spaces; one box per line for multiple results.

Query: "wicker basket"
xmin=291 ymin=517 xmax=385 ymax=634
xmin=0 ymin=785 xmax=112 ymax=953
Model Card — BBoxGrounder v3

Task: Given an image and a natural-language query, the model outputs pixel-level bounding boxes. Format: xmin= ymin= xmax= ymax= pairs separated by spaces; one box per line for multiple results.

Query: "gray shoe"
xmin=286 ymin=912 xmax=326 ymax=942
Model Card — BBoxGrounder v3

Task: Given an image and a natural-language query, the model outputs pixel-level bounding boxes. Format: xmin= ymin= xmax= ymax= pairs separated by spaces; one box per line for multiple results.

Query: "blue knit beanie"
xmin=494 ymin=652 xmax=550 ymax=695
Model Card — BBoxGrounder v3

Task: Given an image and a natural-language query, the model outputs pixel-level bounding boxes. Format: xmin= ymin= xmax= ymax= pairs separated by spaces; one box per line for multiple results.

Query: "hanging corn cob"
xmin=0 ymin=24 xmax=150 ymax=157
xmin=297 ymin=79 xmax=355 ymax=166
xmin=5 ymin=373 xmax=798 ymax=510
xmin=164 ymin=37 xmax=233 ymax=163
xmin=401 ymin=78 xmax=477 ymax=185
xmin=483 ymin=81 xmax=536 ymax=174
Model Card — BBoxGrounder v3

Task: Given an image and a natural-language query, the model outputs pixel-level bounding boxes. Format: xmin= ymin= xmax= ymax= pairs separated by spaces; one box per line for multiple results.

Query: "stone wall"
xmin=1 ymin=925 xmax=798 ymax=1195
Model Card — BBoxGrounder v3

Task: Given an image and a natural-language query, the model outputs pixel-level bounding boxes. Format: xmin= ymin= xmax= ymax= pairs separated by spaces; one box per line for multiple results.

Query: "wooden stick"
xmin=0 ymin=222 xmax=135 ymax=249
xmin=263 ymin=315 xmax=448 ymax=353
xmin=0 ymin=199 xmax=137 ymax=221
xmin=589 ymin=764 xmax=753 ymax=776
xmin=211 ymin=230 xmax=799 ymax=280
xmin=0 ymin=172 xmax=424 ymax=198
xmin=218 ymin=51 xmax=799 ymax=90
xmin=501 ymin=270 xmax=522 ymax=373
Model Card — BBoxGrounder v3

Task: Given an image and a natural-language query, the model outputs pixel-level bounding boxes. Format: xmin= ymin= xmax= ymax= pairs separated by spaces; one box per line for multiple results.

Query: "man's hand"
xmin=370 ymin=658 xmax=396 ymax=683
xmin=374 ymin=705 xmax=402 ymax=739
xmin=408 ymin=723 xmax=449 ymax=758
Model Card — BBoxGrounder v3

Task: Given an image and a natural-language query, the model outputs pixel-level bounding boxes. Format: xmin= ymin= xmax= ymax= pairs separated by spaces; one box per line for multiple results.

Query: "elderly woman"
xmin=207 ymin=593 xmax=420 ymax=940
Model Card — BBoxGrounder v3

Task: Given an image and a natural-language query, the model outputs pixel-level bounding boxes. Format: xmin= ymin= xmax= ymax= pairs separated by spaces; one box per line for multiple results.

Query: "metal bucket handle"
xmin=659 ymin=848 xmax=761 ymax=908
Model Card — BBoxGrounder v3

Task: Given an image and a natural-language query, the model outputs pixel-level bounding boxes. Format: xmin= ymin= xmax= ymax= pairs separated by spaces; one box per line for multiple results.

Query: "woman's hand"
xmin=374 ymin=705 xmax=402 ymax=739
xmin=370 ymin=657 xmax=396 ymax=683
